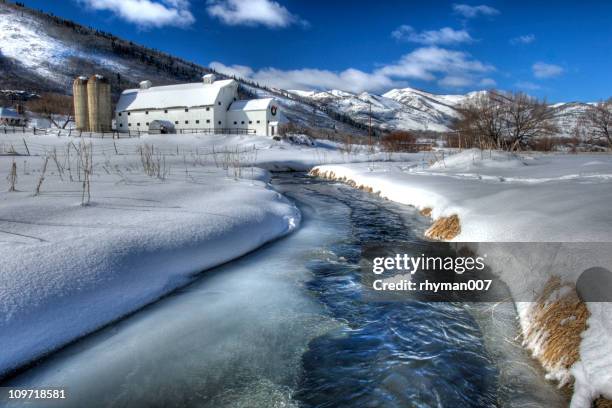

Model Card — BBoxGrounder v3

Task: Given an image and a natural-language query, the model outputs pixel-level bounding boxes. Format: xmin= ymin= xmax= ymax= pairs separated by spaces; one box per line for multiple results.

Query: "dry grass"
xmin=424 ymin=214 xmax=461 ymax=240
xmin=596 ymin=397 xmax=612 ymax=408
xmin=419 ymin=207 xmax=432 ymax=217
xmin=525 ymin=276 xmax=589 ymax=381
xmin=523 ymin=277 xmax=612 ymax=405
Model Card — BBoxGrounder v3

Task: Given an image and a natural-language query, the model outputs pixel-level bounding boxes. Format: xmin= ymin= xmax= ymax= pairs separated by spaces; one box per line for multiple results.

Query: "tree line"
xmin=452 ymin=90 xmax=612 ymax=151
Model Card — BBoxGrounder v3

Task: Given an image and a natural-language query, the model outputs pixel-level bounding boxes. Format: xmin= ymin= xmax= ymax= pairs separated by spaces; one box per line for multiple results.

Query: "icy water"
xmin=3 ymin=174 xmax=565 ymax=408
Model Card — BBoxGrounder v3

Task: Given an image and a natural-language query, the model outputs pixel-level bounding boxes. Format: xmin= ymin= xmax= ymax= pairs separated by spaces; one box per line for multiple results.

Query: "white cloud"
xmin=206 ymin=0 xmax=305 ymax=28
xmin=479 ymin=77 xmax=497 ymax=87
xmin=438 ymin=75 xmax=474 ymax=88
xmin=510 ymin=34 xmax=535 ymax=45
xmin=452 ymin=4 xmax=500 ymax=18
xmin=515 ymin=81 xmax=541 ymax=90
xmin=211 ymin=46 xmax=494 ymax=93
xmin=391 ymin=25 xmax=473 ymax=45
xmin=532 ymin=62 xmax=564 ymax=78
xmin=377 ymin=47 xmax=494 ymax=81
xmin=211 ymin=62 xmax=402 ymax=93
xmin=210 ymin=61 xmax=254 ymax=78
xmin=77 ymin=0 xmax=195 ymax=28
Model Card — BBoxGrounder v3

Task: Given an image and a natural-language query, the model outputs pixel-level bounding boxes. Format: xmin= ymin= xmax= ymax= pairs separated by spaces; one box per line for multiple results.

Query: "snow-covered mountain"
xmin=290 ymin=89 xmax=457 ymax=132
xmin=0 ymin=2 xmax=367 ymax=135
xmin=0 ymin=2 xmax=594 ymax=137
xmin=291 ymin=87 xmax=593 ymax=135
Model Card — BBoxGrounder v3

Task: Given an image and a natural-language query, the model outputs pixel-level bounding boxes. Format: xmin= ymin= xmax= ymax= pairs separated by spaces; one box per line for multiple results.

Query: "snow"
xmin=311 ymin=149 xmax=612 ymax=406
xmin=116 ymin=79 xmax=236 ymax=111
xmin=229 ymin=98 xmax=274 ymax=111
xmin=0 ymin=7 xmax=127 ymax=84
xmin=0 ymin=132 xmax=413 ymax=377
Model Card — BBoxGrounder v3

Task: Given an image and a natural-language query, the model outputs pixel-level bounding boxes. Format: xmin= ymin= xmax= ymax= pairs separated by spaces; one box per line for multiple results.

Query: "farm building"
xmin=115 ymin=74 xmax=282 ymax=136
xmin=0 ymin=107 xmax=26 ymax=126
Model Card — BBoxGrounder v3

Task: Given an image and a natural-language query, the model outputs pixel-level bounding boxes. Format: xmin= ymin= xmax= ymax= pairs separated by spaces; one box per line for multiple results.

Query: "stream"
xmin=3 ymin=173 xmax=566 ymax=407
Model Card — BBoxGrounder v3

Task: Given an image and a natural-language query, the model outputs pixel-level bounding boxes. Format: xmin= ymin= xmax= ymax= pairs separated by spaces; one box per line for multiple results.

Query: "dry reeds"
xmin=419 ymin=207 xmax=432 ymax=217
xmin=7 ymin=160 xmax=17 ymax=192
xmin=424 ymin=214 xmax=461 ymax=240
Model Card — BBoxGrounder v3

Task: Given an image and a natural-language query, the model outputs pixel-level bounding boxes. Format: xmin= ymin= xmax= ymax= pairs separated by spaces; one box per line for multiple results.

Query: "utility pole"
xmin=368 ymin=101 xmax=372 ymax=149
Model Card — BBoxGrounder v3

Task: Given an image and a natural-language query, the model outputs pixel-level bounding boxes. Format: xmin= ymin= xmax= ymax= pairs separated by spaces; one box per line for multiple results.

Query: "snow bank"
xmin=311 ymin=150 xmax=612 ymax=406
xmin=0 ymin=133 xmax=315 ymax=376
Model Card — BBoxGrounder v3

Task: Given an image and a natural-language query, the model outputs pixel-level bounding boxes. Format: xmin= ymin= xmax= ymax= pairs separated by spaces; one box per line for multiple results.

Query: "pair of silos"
xmin=73 ymin=75 xmax=112 ymax=132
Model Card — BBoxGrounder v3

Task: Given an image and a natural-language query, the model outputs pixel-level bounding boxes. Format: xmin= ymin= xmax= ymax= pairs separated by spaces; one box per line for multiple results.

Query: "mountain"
xmin=0 ymin=1 xmax=367 ymax=136
xmin=290 ymin=87 xmax=593 ymax=136
xmin=0 ymin=1 xmax=594 ymax=138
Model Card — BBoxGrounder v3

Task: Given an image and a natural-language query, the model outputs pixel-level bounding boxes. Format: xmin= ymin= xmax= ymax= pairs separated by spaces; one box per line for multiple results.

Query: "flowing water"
xmin=3 ymin=173 xmax=566 ymax=408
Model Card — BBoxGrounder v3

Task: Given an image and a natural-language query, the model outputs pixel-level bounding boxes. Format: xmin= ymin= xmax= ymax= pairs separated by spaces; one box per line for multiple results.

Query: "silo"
xmin=73 ymin=76 xmax=89 ymax=131
xmin=87 ymin=74 xmax=112 ymax=132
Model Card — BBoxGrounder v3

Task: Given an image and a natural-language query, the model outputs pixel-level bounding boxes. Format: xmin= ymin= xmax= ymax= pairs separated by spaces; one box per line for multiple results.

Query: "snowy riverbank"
xmin=1 ymin=132 xmax=375 ymax=377
xmin=311 ymin=149 xmax=612 ymax=407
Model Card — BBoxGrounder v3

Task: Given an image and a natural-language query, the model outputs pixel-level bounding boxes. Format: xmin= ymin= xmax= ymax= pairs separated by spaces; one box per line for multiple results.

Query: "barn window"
xmin=206 ymin=119 xmax=210 ymax=124
xmin=196 ymin=120 xmax=200 ymax=124
xmin=241 ymin=121 xmax=245 ymax=125
xmin=175 ymin=121 xmax=179 ymax=125
xmin=137 ymin=123 xmax=140 ymax=126
xmin=118 ymin=112 xmax=122 ymax=117
xmin=206 ymin=107 xmax=210 ymax=111
xmin=185 ymin=120 xmax=189 ymax=124
xmin=256 ymin=120 xmax=260 ymax=124
xmin=129 ymin=123 xmax=132 ymax=126
xmin=127 ymin=112 xmax=131 ymax=116
xmin=164 ymin=109 xmax=168 ymax=113
xmin=145 ymin=111 xmax=149 ymax=115
xmin=249 ymin=121 xmax=252 ymax=124
xmin=119 ymin=124 xmax=123 ymax=127
xmin=185 ymin=108 xmax=189 ymax=112
xmin=218 ymin=102 xmax=221 ymax=106
xmin=146 ymin=122 xmax=149 ymax=126
xmin=233 ymin=121 xmax=237 ymax=125
xmin=218 ymin=121 xmax=222 ymax=125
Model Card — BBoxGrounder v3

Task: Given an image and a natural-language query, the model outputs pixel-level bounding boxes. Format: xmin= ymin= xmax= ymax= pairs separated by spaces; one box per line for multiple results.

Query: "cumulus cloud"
xmin=391 ymin=25 xmax=473 ymax=45
xmin=510 ymin=34 xmax=535 ymax=45
xmin=211 ymin=46 xmax=494 ymax=93
xmin=515 ymin=81 xmax=541 ymax=91
xmin=479 ymin=77 xmax=497 ymax=87
xmin=206 ymin=0 xmax=305 ymax=28
xmin=211 ymin=62 xmax=401 ymax=93
xmin=532 ymin=62 xmax=564 ymax=78
xmin=452 ymin=4 xmax=499 ymax=18
xmin=77 ymin=0 xmax=195 ymax=28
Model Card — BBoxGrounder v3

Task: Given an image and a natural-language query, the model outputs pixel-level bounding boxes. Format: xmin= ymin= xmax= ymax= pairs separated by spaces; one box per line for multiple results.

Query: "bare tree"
xmin=584 ymin=98 xmax=612 ymax=146
xmin=26 ymin=93 xmax=74 ymax=129
xmin=495 ymin=91 xmax=558 ymax=150
xmin=453 ymin=91 xmax=505 ymax=149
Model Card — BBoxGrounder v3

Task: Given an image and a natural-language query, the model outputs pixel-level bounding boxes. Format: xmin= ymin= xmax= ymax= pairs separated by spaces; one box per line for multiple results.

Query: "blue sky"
xmin=21 ymin=0 xmax=612 ymax=102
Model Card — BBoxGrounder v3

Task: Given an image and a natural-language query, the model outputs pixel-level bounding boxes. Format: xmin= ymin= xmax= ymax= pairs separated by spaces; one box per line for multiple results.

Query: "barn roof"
xmin=116 ymin=79 xmax=237 ymax=112
xmin=229 ymin=98 xmax=274 ymax=112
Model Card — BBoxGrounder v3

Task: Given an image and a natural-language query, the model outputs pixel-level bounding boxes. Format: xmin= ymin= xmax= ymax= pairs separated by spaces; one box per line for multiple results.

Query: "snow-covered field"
xmin=0 ymin=132 xmax=393 ymax=377
xmin=311 ymin=149 xmax=612 ymax=407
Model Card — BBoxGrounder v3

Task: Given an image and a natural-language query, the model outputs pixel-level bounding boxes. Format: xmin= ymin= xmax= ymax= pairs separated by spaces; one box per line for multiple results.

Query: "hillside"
xmin=0 ymin=1 xmax=367 ymax=135
xmin=0 ymin=1 xmax=594 ymax=137
xmin=291 ymin=87 xmax=593 ymax=136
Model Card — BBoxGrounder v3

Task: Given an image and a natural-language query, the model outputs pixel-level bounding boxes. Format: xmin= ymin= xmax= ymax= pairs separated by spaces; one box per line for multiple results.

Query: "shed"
xmin=0 ymin=107 xmax=26 ymax=126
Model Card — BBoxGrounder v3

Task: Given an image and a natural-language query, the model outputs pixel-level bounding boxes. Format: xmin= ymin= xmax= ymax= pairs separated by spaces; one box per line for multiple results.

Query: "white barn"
xmin=115 ymin=74 xmax=282 ymax=136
